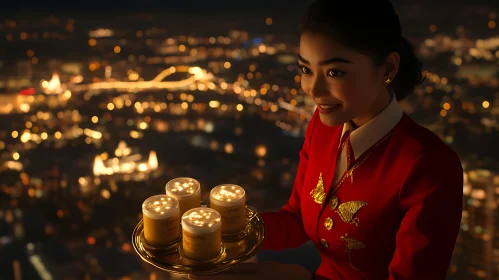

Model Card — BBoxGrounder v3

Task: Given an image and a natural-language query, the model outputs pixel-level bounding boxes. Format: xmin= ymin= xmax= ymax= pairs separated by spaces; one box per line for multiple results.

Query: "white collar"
xmin=341 ymin=95 xmax=402 ymax=159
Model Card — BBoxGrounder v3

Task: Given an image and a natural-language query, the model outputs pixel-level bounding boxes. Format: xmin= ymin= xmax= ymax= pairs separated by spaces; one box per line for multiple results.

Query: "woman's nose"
xmin=309 ymin=76 xmax=329 ymax=98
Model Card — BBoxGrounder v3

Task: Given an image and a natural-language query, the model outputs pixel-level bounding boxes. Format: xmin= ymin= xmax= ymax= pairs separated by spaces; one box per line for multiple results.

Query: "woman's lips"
xmin=317 ymin=104 xmax=341 ymax=114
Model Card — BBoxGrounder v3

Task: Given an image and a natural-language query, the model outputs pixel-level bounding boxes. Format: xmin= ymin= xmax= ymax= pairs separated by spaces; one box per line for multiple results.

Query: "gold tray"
xmin=132 ymin=206 xmax=265 ymax=275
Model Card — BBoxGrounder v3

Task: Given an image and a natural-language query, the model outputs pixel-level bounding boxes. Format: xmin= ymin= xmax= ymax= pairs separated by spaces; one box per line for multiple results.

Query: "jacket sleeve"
xmin=388 ymin=150 xmax=464 ymax=279
xmin=259 ymin=109 xmax=319 ymax=251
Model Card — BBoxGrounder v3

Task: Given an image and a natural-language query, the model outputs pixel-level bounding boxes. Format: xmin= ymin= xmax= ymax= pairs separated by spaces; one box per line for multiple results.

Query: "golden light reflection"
xmin=209 ymin=101 xmax=220 ymax=108
xmin=139 ymin=122 xmax=148 ymax=130
xmin=255 ymin=145 xmax=267 ymax=157
xmin=224 ymin=143 xmax=233 ymax=154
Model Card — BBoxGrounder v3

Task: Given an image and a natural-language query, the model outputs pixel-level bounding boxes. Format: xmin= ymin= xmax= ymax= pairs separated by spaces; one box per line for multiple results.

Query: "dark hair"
xmin=300 ymin=0 xmax=424 ymax=100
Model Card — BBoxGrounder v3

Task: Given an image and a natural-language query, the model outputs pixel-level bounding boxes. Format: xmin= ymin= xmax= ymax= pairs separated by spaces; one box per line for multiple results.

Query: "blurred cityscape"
xmin=0 ymin=3 xmax=498 ymax=280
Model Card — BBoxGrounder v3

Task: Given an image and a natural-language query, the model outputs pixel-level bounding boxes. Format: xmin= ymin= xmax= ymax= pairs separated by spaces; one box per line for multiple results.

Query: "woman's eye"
xmin=300 ymin=66 xmax=310 ymax=74
xmin=328 ymin=70 xmax=345 ymax=77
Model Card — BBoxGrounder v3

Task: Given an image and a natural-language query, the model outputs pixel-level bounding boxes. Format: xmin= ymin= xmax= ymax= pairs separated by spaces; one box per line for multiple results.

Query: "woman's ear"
xmin=382 ymin=51 xmax=400 ymax=82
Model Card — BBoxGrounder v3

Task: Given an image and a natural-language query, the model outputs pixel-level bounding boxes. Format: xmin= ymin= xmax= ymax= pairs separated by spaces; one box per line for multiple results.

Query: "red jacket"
xmin=260 ymin=109 xmax=463 ymax=280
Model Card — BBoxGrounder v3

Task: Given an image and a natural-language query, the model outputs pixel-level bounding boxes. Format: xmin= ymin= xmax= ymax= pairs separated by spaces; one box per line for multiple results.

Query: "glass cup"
xmin=165 ymin=177 xmax=201 ymax=218
xmin=142 ymin=195 xmax=181 ymax=246
xmin=210 ymin=184 xmax=247 ymax=234
xmin=181 ymin=207 xmax=222 ymax=260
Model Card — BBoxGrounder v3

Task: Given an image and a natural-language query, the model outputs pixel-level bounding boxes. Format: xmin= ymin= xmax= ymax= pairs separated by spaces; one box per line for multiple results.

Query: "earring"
xmin=385 ymin=78 xmax=391 ymax=84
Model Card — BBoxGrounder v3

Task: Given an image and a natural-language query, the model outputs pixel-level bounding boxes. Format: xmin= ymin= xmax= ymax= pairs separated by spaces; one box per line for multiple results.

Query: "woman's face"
xmin=299 ymin=31 xmax=396 ymax=127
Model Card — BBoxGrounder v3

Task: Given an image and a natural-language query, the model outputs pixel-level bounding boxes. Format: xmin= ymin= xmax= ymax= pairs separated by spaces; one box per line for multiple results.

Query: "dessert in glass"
xmin=210 ymin=184 xmax=247 ymax=234
xmin=165 ymin=177 xmax=201 ymax=217
xmin=181 ymin=207 xmax=222 ymax=261
xmin=142 ymin=195 xmax=181 ymax=247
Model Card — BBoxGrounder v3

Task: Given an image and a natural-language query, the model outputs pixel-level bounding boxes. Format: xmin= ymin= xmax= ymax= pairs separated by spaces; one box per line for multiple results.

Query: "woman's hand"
xmin=190 ymin=262 xmax=313 ymax=280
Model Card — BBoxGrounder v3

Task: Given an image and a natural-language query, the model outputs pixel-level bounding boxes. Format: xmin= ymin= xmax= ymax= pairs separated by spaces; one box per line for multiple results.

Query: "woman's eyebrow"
xmin=298 ymin=54 xmax=352 ymax=65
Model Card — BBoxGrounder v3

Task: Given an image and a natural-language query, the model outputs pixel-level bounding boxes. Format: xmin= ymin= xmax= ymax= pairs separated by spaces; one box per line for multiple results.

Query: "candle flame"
xmin=148 ymin=150 xmax=158 ymax=170
xmin=44 ymin=72 xmax=62 ymax=94
xmin=93 ymin=156 xmax=106 ymax=176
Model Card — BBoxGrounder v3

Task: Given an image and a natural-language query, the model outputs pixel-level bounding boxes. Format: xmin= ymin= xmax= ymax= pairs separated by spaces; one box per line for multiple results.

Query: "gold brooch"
xmin=310 ymin=172 xmax=326 ymax=205
xmin=335 ymin=201 xmax=368 ymax=226
xmin=340 ymin=233 xmax=366 ymax=271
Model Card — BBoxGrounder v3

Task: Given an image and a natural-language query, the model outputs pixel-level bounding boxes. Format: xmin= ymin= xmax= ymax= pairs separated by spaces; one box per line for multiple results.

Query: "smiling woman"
xmin=257 ymin=1 xmax=461 ymax=280
xmin=194 ymin=1 xmax=463 ymax=280
xmin=297 ymin=1 xmax=424 ymax=127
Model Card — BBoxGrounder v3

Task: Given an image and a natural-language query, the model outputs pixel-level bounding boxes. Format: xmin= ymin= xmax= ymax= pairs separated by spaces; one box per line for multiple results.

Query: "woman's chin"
xmin=318 ymin=113 xmax=348 ymax=127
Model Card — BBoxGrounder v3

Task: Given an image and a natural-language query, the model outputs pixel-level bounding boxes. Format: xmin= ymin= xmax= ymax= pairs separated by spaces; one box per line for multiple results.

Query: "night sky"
xmin=1 ymin=0 xmax=498 ymax=14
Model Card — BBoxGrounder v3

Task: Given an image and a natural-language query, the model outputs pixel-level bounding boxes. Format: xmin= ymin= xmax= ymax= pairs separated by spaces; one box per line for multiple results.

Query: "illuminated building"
xmin=449 ymin=168 xmax=499 ymax=280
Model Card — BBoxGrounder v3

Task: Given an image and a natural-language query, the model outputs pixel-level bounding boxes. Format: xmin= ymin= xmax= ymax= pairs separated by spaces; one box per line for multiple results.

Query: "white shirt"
xmin=333 ymin=95 xmax=403 ymax=184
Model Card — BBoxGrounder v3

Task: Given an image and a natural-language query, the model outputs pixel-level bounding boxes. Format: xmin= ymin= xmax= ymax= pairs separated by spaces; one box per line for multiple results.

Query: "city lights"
xmin=0 ymin=7 xmax=497 ymax=280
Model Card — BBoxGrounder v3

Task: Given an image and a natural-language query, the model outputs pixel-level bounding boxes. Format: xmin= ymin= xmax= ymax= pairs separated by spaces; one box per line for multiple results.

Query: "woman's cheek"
xmin=300 ymin=79 xmax=312 ymax=96
xmin=326 ymin=80 xmax=349 ymax=100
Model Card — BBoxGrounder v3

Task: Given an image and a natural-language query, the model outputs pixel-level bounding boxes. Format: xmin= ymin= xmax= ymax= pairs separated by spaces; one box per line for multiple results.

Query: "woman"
xmin=198 ymin=0 xmax=463 ymax=279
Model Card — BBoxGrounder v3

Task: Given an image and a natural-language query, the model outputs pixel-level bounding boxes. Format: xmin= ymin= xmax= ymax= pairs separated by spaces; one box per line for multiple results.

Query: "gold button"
xmin=330 ymin=196 xmax=339 ymax=210
xmin=324 ymin=217 xmax=333 ymax=230
xmin=320 ymin=238 xmax=329 ymax=248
